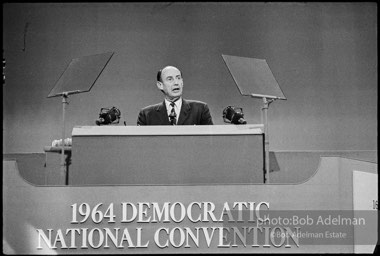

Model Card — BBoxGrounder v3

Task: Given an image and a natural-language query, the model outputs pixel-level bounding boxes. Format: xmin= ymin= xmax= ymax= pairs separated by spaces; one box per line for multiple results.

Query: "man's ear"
xmin=156 ymin=81 xmax=163 ymax=90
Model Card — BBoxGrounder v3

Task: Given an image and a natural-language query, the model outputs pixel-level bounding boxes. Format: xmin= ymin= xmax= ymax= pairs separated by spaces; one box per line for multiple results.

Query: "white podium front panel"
xmin=70 ymin=125 xmax=264 ymax=185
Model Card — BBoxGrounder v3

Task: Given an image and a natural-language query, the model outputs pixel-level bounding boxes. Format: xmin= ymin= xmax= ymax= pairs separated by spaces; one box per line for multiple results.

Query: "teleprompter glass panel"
xmin=47 ymin=52 xmax=114 ymax=98
xmin=222 ymin=54 xmax=286 ymax=100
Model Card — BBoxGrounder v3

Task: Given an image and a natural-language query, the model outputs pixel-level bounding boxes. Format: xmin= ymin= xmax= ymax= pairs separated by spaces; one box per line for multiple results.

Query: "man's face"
xmin=157 ymin=66 xmax=183 ymax=101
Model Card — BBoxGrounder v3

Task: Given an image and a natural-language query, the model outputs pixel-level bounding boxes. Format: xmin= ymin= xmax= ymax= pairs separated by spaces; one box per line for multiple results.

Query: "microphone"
xmin=96 ymin=107 xmax=121 ymax=125
xmin=222 ymin=106 xmax=247 ymax=125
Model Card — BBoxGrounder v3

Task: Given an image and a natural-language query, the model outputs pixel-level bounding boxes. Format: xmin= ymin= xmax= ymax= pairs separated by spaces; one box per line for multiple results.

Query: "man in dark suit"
xmin=137 ymin=66 xmax=213 ymax=125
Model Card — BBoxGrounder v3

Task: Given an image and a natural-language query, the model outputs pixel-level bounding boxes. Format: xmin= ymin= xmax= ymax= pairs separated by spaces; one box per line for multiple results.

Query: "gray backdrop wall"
xmin=3 ymin=2 xmax=377 ymax=153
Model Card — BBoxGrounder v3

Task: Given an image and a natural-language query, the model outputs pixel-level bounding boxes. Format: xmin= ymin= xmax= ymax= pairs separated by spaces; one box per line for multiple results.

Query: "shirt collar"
xmin=165 ymin=97 xmax=182 ymax=110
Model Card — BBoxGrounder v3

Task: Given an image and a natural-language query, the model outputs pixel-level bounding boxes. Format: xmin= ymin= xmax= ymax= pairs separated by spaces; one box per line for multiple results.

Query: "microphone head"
xmin=223 ymin=106 xmax=247 ymax=125
xmin=96 ymin=107 xmax=121 ymax=125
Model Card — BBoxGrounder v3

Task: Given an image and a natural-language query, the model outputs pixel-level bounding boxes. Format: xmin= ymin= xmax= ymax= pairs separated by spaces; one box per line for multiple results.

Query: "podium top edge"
xmin=72 ymin=124 xmax=264 ymax=137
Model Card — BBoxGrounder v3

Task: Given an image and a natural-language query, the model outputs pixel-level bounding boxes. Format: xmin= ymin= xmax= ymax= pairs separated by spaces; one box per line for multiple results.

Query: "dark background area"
xmin=3 ymin=2 xmax=377 ymax=153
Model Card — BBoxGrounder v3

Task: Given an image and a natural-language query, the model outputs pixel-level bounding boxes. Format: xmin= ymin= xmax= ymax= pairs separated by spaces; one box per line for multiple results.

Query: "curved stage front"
xmin=2 ymin=125 xmax=378 ymax=254
xmin=3 ymin=157 xmax=377 ymax=254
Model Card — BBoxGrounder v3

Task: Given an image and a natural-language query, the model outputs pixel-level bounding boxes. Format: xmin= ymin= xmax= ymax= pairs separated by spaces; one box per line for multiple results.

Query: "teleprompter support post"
xmin=61 ymin=93 xmax=69 ymax=185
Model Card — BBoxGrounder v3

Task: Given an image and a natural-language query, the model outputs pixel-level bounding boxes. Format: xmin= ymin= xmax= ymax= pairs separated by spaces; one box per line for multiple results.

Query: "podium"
xmin=70 ymin=125 xmax=265 ymax=185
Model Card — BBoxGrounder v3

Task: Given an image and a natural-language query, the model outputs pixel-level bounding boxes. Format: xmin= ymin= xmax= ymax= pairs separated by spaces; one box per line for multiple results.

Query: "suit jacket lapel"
xmin=156 ymin=101 xmax=170 ymax=125
xmin=177 ymin=99 xmax=190 ymax=125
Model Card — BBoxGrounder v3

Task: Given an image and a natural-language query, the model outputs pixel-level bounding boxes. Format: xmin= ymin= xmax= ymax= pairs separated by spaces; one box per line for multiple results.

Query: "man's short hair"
xmin=157 ymin=69 xmax=162 ymax=82
xmin=157 ymin=67 xmax=183 ymax=82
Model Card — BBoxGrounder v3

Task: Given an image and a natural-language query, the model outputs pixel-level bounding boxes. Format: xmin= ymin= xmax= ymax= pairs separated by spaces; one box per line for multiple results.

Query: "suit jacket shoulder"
xmin=179 ymin=99 xmax=213 ymax=125
xmin=140 ymin=102 xmax=162 ymax=112
xmin=137 ymin=101 xmax=167 ymax=126
xmin=183 ymin=99 xmax=207 ymax=105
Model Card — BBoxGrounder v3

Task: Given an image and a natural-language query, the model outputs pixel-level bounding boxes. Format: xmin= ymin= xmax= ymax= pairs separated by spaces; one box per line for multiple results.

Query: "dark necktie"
xmin=168 ymin=102 xmax=177 ymax=125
